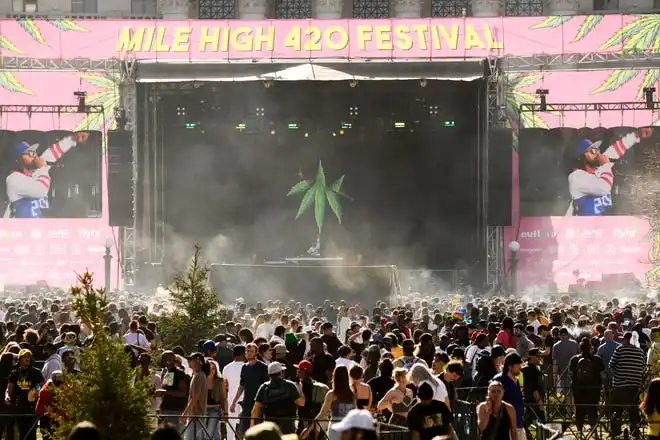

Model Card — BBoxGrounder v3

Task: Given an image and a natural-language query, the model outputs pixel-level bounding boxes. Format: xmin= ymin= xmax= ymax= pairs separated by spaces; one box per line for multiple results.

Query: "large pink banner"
xmin=503 ymin=216 xmax=653 ymax=290
xmin=0 ymin=15 xmax=649 ymax=60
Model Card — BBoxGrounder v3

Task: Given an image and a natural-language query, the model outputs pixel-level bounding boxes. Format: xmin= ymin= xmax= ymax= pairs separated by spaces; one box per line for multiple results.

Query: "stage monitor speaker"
xmin=107 ymin=130 xmax=133 ymax=227
xmin=487 ymin=128 xmax=513 ymax=226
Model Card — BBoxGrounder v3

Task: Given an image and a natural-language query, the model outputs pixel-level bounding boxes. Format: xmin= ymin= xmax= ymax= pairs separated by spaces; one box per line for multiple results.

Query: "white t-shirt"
xmin=123 ymin=331 xmax=150 ymax=348
xmin=256 ymin=323 xmax=275 ymax=340
xmin=223 ymin=361 xmax=246 ymax=413
xmin=335 ymin=357 xmax=357 ymax=369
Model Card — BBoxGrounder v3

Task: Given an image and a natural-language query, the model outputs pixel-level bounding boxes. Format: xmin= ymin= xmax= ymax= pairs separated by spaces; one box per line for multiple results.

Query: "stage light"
xmin=185 ymin=122 xmax=198 ymax=129
xmin=339 ymin=129 xmax=345 ymax=135
xmin=536 ymin=89 xmax=549 ymax=112
xmin=420 ymin=79 xmax=427 ymax=88
xmin=341 ymin=121 xmax=352 ymax=129
xmin=304 ymin=132 xmax=309 ymax=138
xmin=74 ymin=91 xmax=87 ymax=113
xmin=176 ymin=105 xmax=187 ymax=116
xmin=644 ymin=87 xmax=656 ymax=110
xmin=263 ymin=80 xmax=273 ymax=89
xmin=332 ymin=132 xmax=337 ymax=137
xmin=270 ymin=129 xmax=276 ymax=135
xmin=349 ymin=106 xmax=359 ymax=117
xmin=428 ymin=105 xmax=439 ymax=116
xmin=256 ymin=107 xmax=265 ymax=117
xmin=288 ymin=123 xmax=299 ymax=130
xmin=236 ymin=123 xmax=246 ymax=131
xmin=349 ymin=79 xmax=358 ymax=88
xmin=443 ymin=120 xmax=455 ymax=127
xmin=394 ymin=121 xmax=406 ymax=128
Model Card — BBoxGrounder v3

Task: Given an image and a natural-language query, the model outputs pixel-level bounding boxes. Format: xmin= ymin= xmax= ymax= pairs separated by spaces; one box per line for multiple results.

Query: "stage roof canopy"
xmin=135 ymin=59 xmax=488 ymax=82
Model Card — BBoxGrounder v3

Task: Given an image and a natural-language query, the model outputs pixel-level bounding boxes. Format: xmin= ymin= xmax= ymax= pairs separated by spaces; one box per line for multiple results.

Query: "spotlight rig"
xmin=74 ymin=90 xmax=87 ymax=113
xmin=535 ymin=89 xmax=549 ymax=112
xmin=644 ymin=87 xmax=656 ymax=110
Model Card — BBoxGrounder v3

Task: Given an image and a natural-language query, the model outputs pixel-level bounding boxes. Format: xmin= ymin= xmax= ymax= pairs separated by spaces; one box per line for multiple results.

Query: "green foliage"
xmin=52 ymin=272 xmax=152 ymax=440
xmin=157 ymin=245 xmax=226 ymax=351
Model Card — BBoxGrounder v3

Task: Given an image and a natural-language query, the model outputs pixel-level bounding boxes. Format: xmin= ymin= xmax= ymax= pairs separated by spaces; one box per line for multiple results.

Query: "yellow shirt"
xmin=648 ymin=410 xmax=660 ymax=436
xmin=391 ymin=346 xmax=403 ymax=359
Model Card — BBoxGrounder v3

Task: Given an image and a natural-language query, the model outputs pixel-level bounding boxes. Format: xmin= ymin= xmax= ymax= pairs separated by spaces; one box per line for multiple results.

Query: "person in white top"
xmin=335 ymin=345 xmax=358 ymax=369
xmin=123 ymin=321 xmax=150 ymax=349
xmin=222 ymin=345 xmax=246 ymax=440
xmin=408 ymin=363 xmax=449 ymax=406
xmin=255 ymin=314 xmax=275 ymax=340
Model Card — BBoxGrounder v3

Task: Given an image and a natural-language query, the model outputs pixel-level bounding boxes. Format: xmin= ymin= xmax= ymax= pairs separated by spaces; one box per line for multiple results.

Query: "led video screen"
xmin=518 ymin=126 xmax=658 ymax=217
xmin=0 ymin=130 xmax=102 ymax=219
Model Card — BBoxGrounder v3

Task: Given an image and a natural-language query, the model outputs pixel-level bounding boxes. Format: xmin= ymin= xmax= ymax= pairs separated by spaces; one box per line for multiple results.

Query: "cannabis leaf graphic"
xmin=0 ymin=72 xmax=34 ymax=95
xmin=0 ymin=18 xmax=87 ymax=54
xmin=530 ymin=15 xmax=603 ymax=42
xmin=504 ymin=74 xmax=552 ymax=147
xmin=287 ymin=161 xmax=348 ymax=236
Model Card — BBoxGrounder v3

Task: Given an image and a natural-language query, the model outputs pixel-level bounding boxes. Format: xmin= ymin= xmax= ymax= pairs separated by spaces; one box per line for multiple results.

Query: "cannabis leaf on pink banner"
xmin=0 ymin=18 xmax=87 ymax=54
xmin=0 ymin=72 xmax=34 ymax=95
xmin=530 ymin=15 xmax=603 ymax=42
xmin=73 ymin=72 xmax=121 ymax=132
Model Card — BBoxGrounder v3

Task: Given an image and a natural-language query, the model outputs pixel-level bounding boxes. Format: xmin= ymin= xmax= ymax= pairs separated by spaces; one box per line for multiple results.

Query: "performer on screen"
xmin=567 ymin=128 xmax=652 ymax=216
xmin=3 ymin=132 xmax=89 ymax=219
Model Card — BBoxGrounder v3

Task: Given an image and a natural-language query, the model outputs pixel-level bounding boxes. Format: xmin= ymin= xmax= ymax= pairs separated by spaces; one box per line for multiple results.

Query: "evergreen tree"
xmin=52 ymin=272 xmax=152 ymax=440
xmin=157 ymin=245 xmax=226 ymax=351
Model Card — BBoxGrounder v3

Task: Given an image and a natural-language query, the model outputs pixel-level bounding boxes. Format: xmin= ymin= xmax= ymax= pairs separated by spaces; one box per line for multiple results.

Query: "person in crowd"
xmin=437 ymin=361 xmax=462 ymax=411
xmin=336 ymin=345 xmax=357 ymax=369
xmin=306 ymin=337 xmax=336 ymax=385
xmin=521 ymin=348 xmax=545 ymax=427
xmin=251 ymin=361 xmax=304 ymax=433
xmin=158 ymin=351 xmax=188 ymax=431
xmin=206 ymin=354 xmax=226 ymax=440
xmin=377 ymin=367 xmax=414 ymax=426
xmin=552 ymin=327 xmax=579 ymax=403
xmin=642 ymin=378 xmax=660 ymax=440
xmin=569 ymin=337 xmax=605 ymax=433
xmin=68 ymin=421 xmax=101 ymax=440
xmin=393 ymin=339 xmax=427 ymax=370
xmin=367 ymin=358 xmax=395 ymax=411
xmin=492 ymin=352 xmax=524 ymax=440
xmin=597 ymin=328 xmax=620 ymax=400
xmin=41 ymin=343 xmax=61 ymax=381
xmin=294 ymin=359 xmax=326 ymax=438
xmin=315 ymin=366 xmax=357 ymax=440
xmin=321 ymin=322 xmax=343 ymax=359
xmin=223 ymin=345 xmax=246 ymax=440
xmin=181 ymin=352 xmax=207 ymax=440
xmin=8 ymin=349 xmax=44 ymax=440
xmin=477 ymin=381 xmax=517 ymax=440
xmin=328 ymin=409 xmax=377 ymax=440
xmin=138 ymin=353 xmax=163 ymax=414
xmin=36 ymin=370 xmax=63 ymax=440
xmin=123 ymin=320 xmax=150 ymax=348
xmin=610 ymin=331 xmax=646 ymax=437
xmin=409 ymin=363 xmax=449 ymax=407
xmin=407 ymin=381 xmax=456 ymax=440
xmin=230 ymin=342 xmax=269 ymax=436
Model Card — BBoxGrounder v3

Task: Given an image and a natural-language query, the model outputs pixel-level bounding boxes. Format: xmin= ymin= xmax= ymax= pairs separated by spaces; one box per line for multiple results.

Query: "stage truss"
xmin=0 ymin=105 xmax=104 ymax=115
xmin=520 ymin=102 xmax=660 ymax=113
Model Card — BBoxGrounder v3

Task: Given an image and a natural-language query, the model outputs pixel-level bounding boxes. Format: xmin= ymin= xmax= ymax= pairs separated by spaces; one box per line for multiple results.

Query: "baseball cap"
xmin=268 ymin=361 xmax=285 ymax=375
xmin=12 ymin=141 xmax=39 ymax=162
xmin=528 ymin=348 xmax=541 ymax=357
xmin=575 ymin=138 xmax=602 ymax=158
xmin=201 ymin=340 xmax=216 ymax=353
xmin=330 ymin=409 xmax=375 ymax=432
xmin=18 ymin=348 xmax=32 ymax=359
xmin=187 ymin=352 xmax=205 ymax=362
xmin=243 ymin=421 xmax=298 ymax=440
xmin=274 ymin=344 xmax=287 ymax=356
xmin=294 ymin=360 xmax=313 ymax=374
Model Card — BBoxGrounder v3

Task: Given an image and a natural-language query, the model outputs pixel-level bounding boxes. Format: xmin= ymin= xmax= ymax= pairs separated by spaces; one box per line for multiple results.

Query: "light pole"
xmin=509 ymin=241 xmax=520 ymax=296
xmin=104 ymin=237 xmax=113 ymax=292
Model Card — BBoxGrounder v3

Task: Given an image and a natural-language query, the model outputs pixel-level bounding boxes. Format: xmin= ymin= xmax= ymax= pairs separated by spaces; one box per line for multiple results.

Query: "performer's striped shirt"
xmin=609 ymin=343 xmax=646 ymax=388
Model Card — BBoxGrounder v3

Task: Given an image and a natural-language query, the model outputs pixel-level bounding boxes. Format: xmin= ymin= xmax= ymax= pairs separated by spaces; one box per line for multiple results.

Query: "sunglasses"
xmin=22 ymin=150 xmax=36 ymax=157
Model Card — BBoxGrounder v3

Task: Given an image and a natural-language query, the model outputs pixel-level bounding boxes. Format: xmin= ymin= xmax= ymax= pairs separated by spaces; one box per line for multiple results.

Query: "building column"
xmin=314 ymin=0 xmax=344 ymax=18
xmin=392 ymin=0 xmax=424 ymax=17
xmin=471 ymin=0 xmax=503 ymax=16
xmin=159 ymin=0 xmax=190 ymax=18
xmin=238 ymin=0 xmax=269 ymax=19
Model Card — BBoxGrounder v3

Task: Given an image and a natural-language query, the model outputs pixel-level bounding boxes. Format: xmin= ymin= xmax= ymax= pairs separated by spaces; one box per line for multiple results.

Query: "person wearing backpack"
xmin=251 ymin=362 xmax=305 ymax=434
xmin=393 ymin=340 xmax=428 ymax=370
xmin=568 ymin=338 xmax=605 ymax=433
xmin=295 ymin=360 xmax=328 ymax=439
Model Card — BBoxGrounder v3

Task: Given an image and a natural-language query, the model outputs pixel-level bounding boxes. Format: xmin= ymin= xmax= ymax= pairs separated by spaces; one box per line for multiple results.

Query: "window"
xmin=505 ymin=0 xmax=543 ymax=15
xmin=274 ymin=0 xmax=312 ymax=18
xmin=71 ymin=0 xmax=98 ymax=13
xmin=131 ymin=0 xmax=157 ymax=16
xmin=199 ymin=0 xmax=236 ymax=18
xmin=352 ymin=0 xmax=389 ymax=17
xmin=14 ymin=0 xmax=38 ymax=13
xmin=431 ymin=0 xmax=469 ymax=16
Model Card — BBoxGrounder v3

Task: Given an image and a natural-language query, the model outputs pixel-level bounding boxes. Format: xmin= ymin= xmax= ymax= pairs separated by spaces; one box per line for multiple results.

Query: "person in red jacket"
xmin=36 ymin=370 xmax=63 ymax=440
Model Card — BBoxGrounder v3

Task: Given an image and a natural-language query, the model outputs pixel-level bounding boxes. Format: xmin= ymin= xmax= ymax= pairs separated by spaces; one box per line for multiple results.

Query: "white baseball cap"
xmin=330 ymin=409 xmax=375 ymax=432
xmin=267 ymin=361 xmax=285 ymax=375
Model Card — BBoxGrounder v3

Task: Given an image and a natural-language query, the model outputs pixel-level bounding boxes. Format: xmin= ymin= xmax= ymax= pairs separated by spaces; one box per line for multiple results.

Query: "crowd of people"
xmin=0 ymin=291 xmax=659 ymax=440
